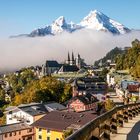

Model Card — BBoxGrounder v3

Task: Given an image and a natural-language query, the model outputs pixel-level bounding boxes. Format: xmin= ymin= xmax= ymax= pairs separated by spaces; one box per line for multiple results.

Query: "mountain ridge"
xmin=13 ymin=10 xmax=131 ymax=37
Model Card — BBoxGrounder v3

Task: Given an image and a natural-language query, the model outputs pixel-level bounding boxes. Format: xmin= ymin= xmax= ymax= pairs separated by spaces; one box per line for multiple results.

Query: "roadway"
xmin=108 ymin=92 xmax=124 ymax=105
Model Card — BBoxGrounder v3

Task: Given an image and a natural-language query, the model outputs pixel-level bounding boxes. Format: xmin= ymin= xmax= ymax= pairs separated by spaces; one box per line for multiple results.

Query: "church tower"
xmin=67 ymin=52 xmax=70 ymax=65
xmin=76 ymin=53 xmax=81 ymax=68
xmin=66 ymin=52 xmax=70 ymax=65
xmin=71 ymin=52 xmax=75 ymax=65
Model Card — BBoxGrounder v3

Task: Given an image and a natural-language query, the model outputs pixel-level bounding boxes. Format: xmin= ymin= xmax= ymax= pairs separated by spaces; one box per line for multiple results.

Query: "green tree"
xmin=116 ymin=39 xmax=140 ymax=78
xmin=0 ymin=88 xmax=5 ymax=101
xmin=13 ymin=77 xmax=72 ymax=105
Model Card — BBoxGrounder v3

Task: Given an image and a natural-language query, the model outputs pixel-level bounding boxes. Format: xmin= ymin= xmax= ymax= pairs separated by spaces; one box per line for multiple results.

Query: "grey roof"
xmin=19 ymin=103 xmax=48 ymax=116
xmin=5 ymin=106 xmax=17 ymax=111
xmin=0 ymin=123 xmax=31 ymax=134
xmin=44 ymin=102 xmax=66 ymax=112
xmin=46 ymin=60 xmax=60 ymax=67
xmin=59 ymin=65 xmax=79 ymax=72
xmin=5 ymin=102 xmax=65 ymax=116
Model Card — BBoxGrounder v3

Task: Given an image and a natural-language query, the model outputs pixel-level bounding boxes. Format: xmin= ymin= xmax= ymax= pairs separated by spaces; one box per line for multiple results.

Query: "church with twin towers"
xmin=65 ymin=52 xmax=86 ymax=69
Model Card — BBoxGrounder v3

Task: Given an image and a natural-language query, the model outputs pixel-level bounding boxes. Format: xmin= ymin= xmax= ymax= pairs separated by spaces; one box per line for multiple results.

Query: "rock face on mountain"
xmin=29 ymin=16 xmax=81 ymax=37
xmin=15 ymin=10 xmax=131 ymax=37
xmin=79 ymin=10 xmax=130 ymax=34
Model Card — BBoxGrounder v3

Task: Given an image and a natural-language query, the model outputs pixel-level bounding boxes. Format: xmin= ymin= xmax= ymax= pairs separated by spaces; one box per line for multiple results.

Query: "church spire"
xmin=72 ymin=51 xmax=75 ymax=65
xmin=68 ymin=52 xmax=70 ymax=62
xmin=72 ymin=52 xmax=74 ymax=62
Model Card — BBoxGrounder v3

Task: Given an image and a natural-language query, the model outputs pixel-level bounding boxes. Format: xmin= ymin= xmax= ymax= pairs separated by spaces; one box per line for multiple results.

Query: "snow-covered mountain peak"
xmin=81 ymin=10 xmax=109 ymax=25
xmin=16 ymin=10 xmax=131 ymax=37
xmin=89 ymin=10 xmax=102 ymax=16
xmin=80 ymin=10 xmax=130 ymax=34
xmin=53 ymin=16 xmax=66 ymax=26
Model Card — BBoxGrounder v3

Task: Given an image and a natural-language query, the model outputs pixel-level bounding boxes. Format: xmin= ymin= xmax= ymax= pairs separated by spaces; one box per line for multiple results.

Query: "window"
xmin=19 ymin=131 xmax=21 ymax=135
xmin=56 ymin=138 xmax=59 ymax=140
xmin=27 ymin=136 xmax=32 ymax=140
xmin=4 ymin=133 xmax=7 ymax=138
xmin=27 ymin=129 xmax=32 ymax=133
xmin=39 ymin=135 xmax=42 ymax=139
xmin=47 ymin=137 xmax=50 ymax=140
xmin=14 ymin=132 xmax=16 ymax=136
xmin=9 ymin=132 xmax=12 ymax=137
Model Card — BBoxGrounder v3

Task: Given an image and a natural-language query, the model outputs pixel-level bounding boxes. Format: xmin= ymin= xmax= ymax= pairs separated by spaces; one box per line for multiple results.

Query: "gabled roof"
xmin=68 ymin=93 xmax=98 ymax=105
xmin=46 ymin=60 xmax=60 ymax=67
xmin=0 ymin=123 xmax=32 ymax=134
xmin=5 ymin=103 xmax=48 ymax=116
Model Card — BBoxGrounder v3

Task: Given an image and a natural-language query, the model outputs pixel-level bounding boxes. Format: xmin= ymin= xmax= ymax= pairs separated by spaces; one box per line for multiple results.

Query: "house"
xmin=0 ymin=122 xmax=34 ymax=140
xmin=67 ymin=93 xmax=98 ymax=112
xmin=32 ymin=111 xmax=97 ymax=140
xmin=109 ymin=63 xmax=116 ymax=69
xmin=72 ymin=77 xmax=107 ymax=101
xmin=5 ymin=103 xmax=48 ymax=125
xmin=42 ymin=60 xmax=60 ymax=76
xmin=5 ymin=102 xmax=66 ymax=125
xmin=121 ymin=80 xmax=140 ymax=96
xmin=106 ymin=73 xmax=115 ymax=87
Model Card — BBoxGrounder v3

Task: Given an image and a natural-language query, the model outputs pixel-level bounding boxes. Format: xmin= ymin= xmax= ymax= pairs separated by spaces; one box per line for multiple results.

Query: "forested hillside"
xmin=116 ymin=39 xmax=140 ymax=78
xmin=94 ymin=47 xmax=124 ymax=66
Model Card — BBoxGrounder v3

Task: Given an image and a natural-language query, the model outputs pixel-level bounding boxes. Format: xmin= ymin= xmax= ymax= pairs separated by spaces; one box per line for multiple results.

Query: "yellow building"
xmin=32 ymin=111 xmax=96 ymax=140
xmin=36 ymin=127 xmax=63 ymax=140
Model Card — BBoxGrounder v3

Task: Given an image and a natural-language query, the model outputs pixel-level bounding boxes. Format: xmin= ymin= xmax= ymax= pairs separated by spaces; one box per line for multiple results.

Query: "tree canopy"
xmin=94 ymin=47 xmax=124 ymax=66
xmin=13 ymin=77 xmax=72 ymax=105
xmin=116 ymin=39 xmax=140 ymax=78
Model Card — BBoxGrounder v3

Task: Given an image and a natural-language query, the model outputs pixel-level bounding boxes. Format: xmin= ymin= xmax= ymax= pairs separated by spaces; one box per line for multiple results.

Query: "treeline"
xmin=94 ymin=47 xmax=124 ymax=66
xmin=116 ymin=39 xmax=140 ymax=78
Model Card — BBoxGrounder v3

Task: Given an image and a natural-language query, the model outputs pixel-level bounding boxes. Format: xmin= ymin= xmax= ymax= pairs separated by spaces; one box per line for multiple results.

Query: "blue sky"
xmin=0 ymin=0 xmax=140 ymax=37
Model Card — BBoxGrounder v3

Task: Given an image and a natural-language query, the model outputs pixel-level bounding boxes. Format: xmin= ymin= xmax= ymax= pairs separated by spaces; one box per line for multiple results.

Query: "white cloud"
xmin=0 ymin=30 xmax=140 ymax=72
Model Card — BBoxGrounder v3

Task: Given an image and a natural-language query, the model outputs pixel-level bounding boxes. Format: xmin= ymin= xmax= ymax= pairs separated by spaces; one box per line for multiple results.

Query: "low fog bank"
xmin=0 ymin=30 xmax=140 ymax=72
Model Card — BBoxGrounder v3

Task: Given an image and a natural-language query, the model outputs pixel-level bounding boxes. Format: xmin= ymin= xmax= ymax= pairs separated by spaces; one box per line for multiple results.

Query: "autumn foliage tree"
xmin=13 ymin=77 xmax=72 ymax=105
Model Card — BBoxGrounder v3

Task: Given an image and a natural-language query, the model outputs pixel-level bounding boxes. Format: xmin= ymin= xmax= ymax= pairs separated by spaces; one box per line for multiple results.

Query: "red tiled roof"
xmin=128 ymin=85 xmax=139 ymax=92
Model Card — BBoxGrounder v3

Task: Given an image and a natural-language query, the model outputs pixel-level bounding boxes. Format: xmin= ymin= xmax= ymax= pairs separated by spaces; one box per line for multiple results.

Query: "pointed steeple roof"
xmin=78 ymin=53 xmax=80 ymax=58
xmin=68 ymin=52 xmax=70 ymax=62
xmin=72 ymin=51 xmax=74 ymax=61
